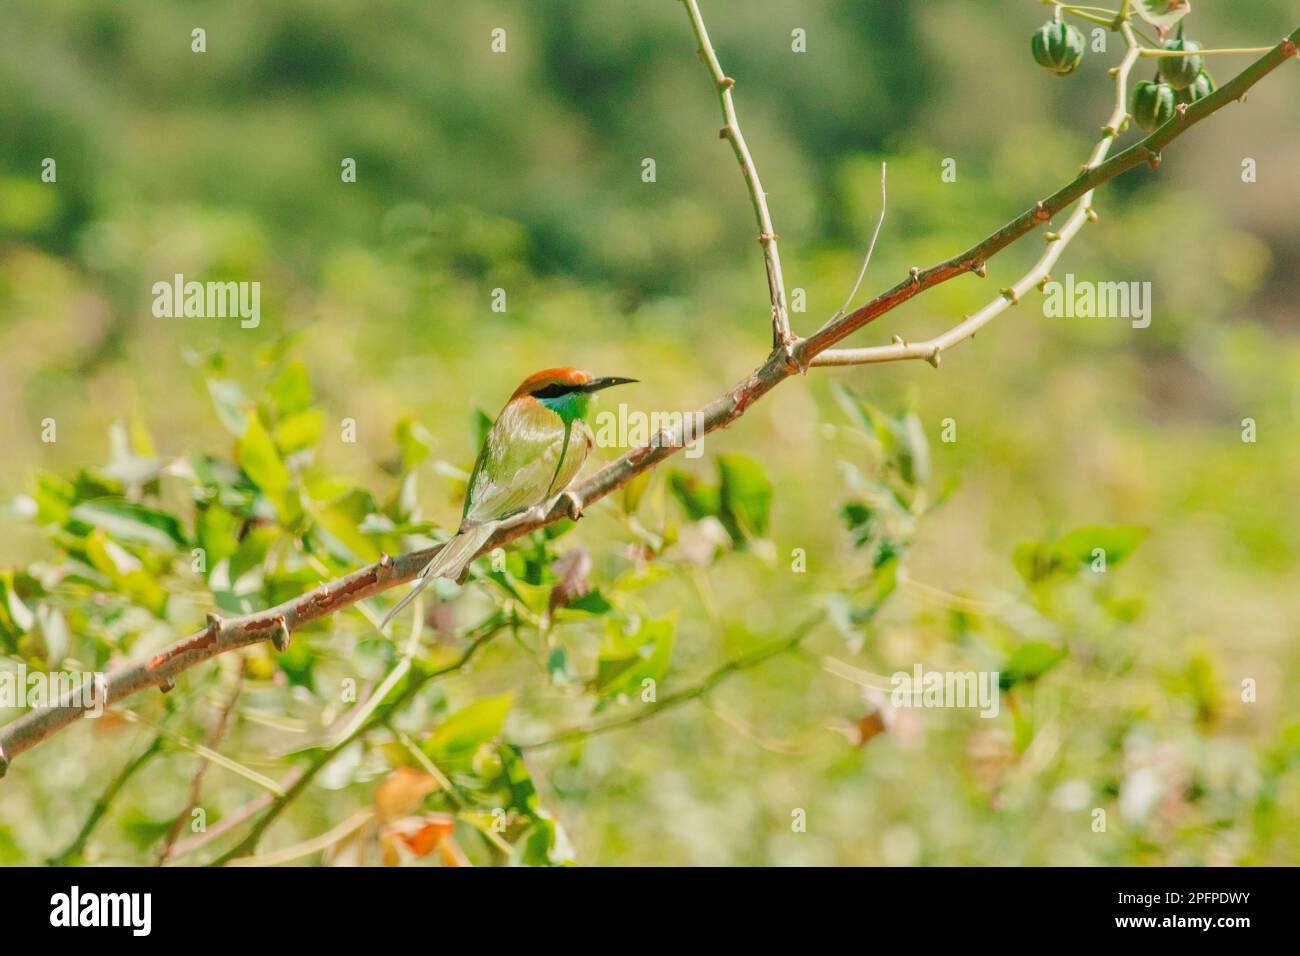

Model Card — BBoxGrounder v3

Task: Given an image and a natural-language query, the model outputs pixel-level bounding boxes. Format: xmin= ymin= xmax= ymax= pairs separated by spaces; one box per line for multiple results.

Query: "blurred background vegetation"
xmin=1 ymin=0 xmax=1298 ymax=865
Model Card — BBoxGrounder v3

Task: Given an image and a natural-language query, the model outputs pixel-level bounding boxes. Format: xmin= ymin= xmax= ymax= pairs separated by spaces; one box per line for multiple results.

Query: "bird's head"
xmin=510 ymin=368 xmax=638 ymax=423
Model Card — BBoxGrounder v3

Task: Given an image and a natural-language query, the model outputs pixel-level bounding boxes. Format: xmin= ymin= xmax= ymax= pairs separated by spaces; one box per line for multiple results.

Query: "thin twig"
xmin=226 ymin=809 xmax=376 ymax=867
xmin=155 ymin=666 xmax=245 ymax=865
xmin=210 ymin=617 xmax=503 ymax=865
xmin=47 ymin=735 xmax=165 ymax=865
xmin=518 ymin=613 xmax=824 ymax=752
xmin=813 ymin=23 xmax=1143 ymax=368
xmin=682 ymin=0 xmax=795 ymax=353
xmin=830 ymin=162 xmax=888 ymax=324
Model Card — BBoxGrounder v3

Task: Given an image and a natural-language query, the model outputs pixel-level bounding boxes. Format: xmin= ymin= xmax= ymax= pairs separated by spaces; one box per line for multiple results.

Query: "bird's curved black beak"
xmin=582 ymin=376 xmax=638 ymax=393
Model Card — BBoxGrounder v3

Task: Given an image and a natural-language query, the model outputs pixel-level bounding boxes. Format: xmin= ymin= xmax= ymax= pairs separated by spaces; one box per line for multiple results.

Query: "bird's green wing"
xmin=462 ymin=399 xmax=591 ymax=527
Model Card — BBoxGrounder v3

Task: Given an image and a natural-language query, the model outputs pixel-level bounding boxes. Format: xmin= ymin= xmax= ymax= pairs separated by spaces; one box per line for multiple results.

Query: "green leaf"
xmin=424 ymin=693 xmax=514 ymax=771
xmin=1135 ymin=0 xmax=1190 ymax=32
xmin=237 ymin=413 xmax=298 ymax=522
xmin=718 ymin=454 xmax=772 ymax=544
xmin=1000 ymin=642 xmax=1068 ymax=689
xmin=82 ymin=528 xmax=168 ymax=615
xmin=1054 ymin=525 xmax=1147 ymax=569
xmin=667 ymin=471 xmax=720 ymax=522
xmin=1014 ymin=525 xmax=1146 ymax=583
xmin=69 ymin=500 xmax=187 ymax=550
xmin=312 ymin=489 xmax=383 ymax=563
xmin=595 ymin=615 xmax=676 ymax=699
xmin=621 ymin=470 xmax=651 ymax=516
xmin=396 ymin=417 xmax=435 ymax=472
xmin=563 ymin=589 xmax=613 ymax=615
xmin=267 ymin=360 xmax=313 ymax=416
xmin=273 ymin=409 xmax=324 ymax=454
xmin=195 ymin=504 xmax=240 ymax=572
xmin=207 ymin=379 xmax=248 ymax=437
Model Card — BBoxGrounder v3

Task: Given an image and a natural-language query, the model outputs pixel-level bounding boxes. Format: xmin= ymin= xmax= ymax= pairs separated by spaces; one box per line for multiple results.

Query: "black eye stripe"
xmin=531 ymin=383 xmax=581 ymax=399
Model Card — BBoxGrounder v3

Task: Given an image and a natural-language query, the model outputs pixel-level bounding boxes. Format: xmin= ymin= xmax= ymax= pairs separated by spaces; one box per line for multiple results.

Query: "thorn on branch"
xmin=159 ymin=676 xmax=177 ymax=694
xmin=561 ymin=491 xmax=585 ymax=521
xmin=1282 ymin=37 xmax=1299 ymax=59
xmin=1038 ymin=275 xmax=1052 ymax=292
xmin=1033 ymin=201 xmax=1051 ymax=223
xmin=271 ymin=615 xmax=291 ymax=653
xmin=720 ymin=75 xmax=736 ymax=89
xmin=0 ymin=743 xmax=8 ymax=779
xmin=909 ymin=266 xmax=921 ymax=284
xmin=1085 ymin=207 xmax=1099 ymax=223
xmin=206 ymin=612 xmax=224 ymax=636
xmin=719 ymin=124 xmax=733 ymax=140
xmin=1176 ymin=102 xmax=1189 ymax=118
xmin=1142 ymin=147 xmax=1163 ymax=169
xmin=926 ymin=347 xmax=942 ymax=369
xmin=972 ymin=261 xmax=987 ymax=278
xmin=378 ymin=552 xmax=393 ymax=570
xmin=891 ymin=334 xmax=906 ymax=346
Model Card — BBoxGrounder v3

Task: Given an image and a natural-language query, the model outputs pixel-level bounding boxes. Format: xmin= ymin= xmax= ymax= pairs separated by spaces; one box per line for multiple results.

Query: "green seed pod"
xmin=1176 ymin=70 xmax=1215 ymax=106
xmin=1159 ymin=38 xmax=1203 ymax=90
xmin=1031 ymin=21 xmax=1086 ymax=76
xmin=1131 ymin=80 xmax=1177 ymax=132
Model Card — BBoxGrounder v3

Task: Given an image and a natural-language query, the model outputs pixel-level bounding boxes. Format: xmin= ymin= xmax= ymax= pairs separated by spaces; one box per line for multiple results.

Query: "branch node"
xmin=1000 ymin=287 xmax=1020 ymax=305
xmin=1044 ymin=231 xmax=1061 ymax=243
xmin=720 ymin=75 xmax=736 ymax=89
xmin=1038 ymin=274 xmax=1052 ymax=292
xmin=909 ymin=266 xmax=921 ymax=284
xmin=757 ymin=232 xmax=779 ymax=244
xmin=205 ymin=612 xmax=224 ymax=636
xmin=1100 ymin=125 xmax=1117 ymax=139
xmin=718 ymin=124 xmax=734 ymax=140
xmin=1176 ymin=102 xmax=1189 ymax=118
xmin=271 ymin=615 xmax=291 ymax=653
xmin=1282 ymin=37 xmax=1299 ymax=59
xmin=0 ymin=743 xmax=8 ymax=779
xmin=972 ymin=261 xmax=987 ymax=278
xmin=1085 ymin=207 xmax=1099 ymax=223
xmin=378 ymin=552 xmax=393 ymax=570
xmin=1033 ymin=201 xmax=1051 ymax=223
xmin=560 ymin=491 xmax=585 ymax=521
xmin=1142 ymin=147 xmax=1163 ymax=169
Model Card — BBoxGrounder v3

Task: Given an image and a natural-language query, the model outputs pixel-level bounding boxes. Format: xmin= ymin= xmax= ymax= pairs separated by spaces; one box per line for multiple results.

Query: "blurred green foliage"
xmin=1 ymin=1 xmax=1299 ymax=865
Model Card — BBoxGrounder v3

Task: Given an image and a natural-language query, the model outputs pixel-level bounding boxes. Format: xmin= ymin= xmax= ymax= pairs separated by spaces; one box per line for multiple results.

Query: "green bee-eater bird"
xmin=382 ymin=368 xmax=637 ymax=627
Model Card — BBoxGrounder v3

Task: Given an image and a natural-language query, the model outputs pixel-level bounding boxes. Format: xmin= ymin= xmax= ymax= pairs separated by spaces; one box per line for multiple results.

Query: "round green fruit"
xmin=1176 ymin=70 xmax=1215 ymax=106
xmin=1131 ymin=80 xmax=1177 ymax=132
xmin=1031 ymin=21 xmax=1085 ymax=76
xmin=1159 ymin=38 xmax=1203 ymax=90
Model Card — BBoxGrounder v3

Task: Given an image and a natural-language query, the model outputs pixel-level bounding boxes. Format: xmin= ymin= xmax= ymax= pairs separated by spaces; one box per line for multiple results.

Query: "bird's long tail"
xmin=380 ymin=523 xmax=497 ymax=629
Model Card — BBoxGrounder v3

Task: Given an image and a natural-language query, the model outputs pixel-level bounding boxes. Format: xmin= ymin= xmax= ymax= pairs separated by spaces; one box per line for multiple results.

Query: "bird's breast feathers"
xmin=462 ymin=398 xmax=593 ymax=526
